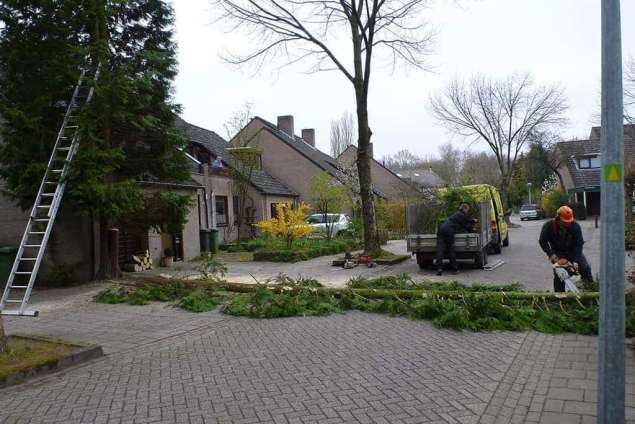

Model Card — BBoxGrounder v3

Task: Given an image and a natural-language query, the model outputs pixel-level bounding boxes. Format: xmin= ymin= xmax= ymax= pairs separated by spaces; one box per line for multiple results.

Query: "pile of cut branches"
xmin=94 ymin=274 xmax=635 ymax=336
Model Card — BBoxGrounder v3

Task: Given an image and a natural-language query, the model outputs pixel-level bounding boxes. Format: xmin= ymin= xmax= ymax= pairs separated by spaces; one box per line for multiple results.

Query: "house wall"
xmin=243 ymin=120 xmax=326 ymax=208
xmin=338 ymin=147 xmax=418 ymax=201
xmin=0 ymin=186 xmax=95 ymax=282
xmin=0 ymin=184 xmax=29 ymax=246
xmin=141 ymin=186 xmax=201 ymax=265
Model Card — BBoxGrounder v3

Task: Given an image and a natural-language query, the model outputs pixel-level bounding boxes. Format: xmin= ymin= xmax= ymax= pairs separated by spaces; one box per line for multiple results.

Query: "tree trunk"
xmin=96 ymin=219 xmax=122 ymax=280
xmin=0 ymin=316 xmax=6 ymax=355
xmin=355 ymin=100 xmax=380 ymax=255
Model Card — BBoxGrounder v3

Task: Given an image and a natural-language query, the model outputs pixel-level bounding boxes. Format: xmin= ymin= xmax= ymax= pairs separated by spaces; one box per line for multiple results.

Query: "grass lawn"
xmin=0 ymin=336 xmax=78 ymax=382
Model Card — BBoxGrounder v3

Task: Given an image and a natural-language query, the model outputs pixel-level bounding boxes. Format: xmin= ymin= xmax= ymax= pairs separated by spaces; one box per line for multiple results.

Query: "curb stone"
xmin=0 ymin=334 xmax=103 ymax=388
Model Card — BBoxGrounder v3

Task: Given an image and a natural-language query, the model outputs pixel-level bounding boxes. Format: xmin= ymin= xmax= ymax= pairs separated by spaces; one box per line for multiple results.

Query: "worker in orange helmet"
xmin=539 ymin=205 xmax=593 ymax=292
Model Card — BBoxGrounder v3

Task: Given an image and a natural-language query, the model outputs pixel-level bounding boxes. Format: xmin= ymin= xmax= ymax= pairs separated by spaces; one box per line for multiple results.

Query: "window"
xmin=579 ymin=156 xmax=600 ymax=169
xmin=215 ymin=196 xmax=228 ymax=226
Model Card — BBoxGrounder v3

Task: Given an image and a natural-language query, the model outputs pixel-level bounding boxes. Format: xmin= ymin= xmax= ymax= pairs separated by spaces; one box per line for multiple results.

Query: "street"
xmin=160 ymin=217 xmax=618 ymax=292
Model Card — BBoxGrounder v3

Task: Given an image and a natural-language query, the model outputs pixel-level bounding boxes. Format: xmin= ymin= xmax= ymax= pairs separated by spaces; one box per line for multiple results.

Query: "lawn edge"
xmin=0 ymin=335 xmax=103 ymax=389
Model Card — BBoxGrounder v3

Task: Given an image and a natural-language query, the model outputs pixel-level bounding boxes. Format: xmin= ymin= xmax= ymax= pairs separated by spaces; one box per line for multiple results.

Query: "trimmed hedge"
xmin=252 ymin=239 xmax=359 ymax=262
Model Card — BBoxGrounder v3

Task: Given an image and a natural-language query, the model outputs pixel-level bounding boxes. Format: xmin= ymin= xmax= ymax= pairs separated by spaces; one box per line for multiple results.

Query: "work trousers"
xmin=553 ymin=253 xmax=593 ymax=292
xmin=436 ymin=231 xmax=457 ymax=271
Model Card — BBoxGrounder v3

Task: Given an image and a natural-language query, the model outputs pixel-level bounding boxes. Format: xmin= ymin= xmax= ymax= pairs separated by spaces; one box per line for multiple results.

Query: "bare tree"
xmin=430 ymin=73 xmax=568 ymax=206
xmin=330 ymin=111 xmax=357 ymax=158
xmin=380 ymin=149 xmax=426 ymax=170
xmin=215 ymin=0 xmax=434 ymax=254
xmin=461 ymin=150 xmax=500 ymax=186
xmin=224 ymin=102 xmax=260 ymax=240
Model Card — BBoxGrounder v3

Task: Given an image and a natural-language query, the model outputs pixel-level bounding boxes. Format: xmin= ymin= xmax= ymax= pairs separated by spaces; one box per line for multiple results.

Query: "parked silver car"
xmin=306 ymin=213 xmax=350 ymax=237
xmin=519 ymin=204 xmax=546 ymax=221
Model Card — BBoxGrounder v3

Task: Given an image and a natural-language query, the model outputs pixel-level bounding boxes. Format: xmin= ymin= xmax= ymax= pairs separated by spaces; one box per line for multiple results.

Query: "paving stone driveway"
xmin=1 ymin=284 xmax=634 ymax=424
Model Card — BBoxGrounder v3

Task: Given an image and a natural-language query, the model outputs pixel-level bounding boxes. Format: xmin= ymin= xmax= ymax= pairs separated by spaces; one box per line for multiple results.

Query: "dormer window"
xmin=578 ymin=155 xmax=600 ymax=169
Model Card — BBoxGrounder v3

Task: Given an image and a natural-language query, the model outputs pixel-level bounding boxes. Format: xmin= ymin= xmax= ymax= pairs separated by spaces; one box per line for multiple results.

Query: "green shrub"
xmin=541 ymin=189 xmax=570 ymax=217
xmin=253 ymin=249 xmax=312 ymax=262
xmin=568 ymin=202 xmax=587 ymax=220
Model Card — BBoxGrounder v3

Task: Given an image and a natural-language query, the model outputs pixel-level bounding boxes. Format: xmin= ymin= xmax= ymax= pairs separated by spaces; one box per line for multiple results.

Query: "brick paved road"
xmin=1 ymin=284 xmax=634 ymax=424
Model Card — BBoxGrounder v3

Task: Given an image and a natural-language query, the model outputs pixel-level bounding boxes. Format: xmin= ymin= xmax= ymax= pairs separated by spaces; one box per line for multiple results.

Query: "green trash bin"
xmin=210 ymin=229 xmax=219 ymax=254
xmin=0 ymin=246 xmax=18 ymax=289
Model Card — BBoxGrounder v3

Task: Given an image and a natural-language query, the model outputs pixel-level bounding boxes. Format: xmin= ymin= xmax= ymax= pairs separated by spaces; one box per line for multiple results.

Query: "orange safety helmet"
xmin=557 ymin=206 xmax=574 ymax=224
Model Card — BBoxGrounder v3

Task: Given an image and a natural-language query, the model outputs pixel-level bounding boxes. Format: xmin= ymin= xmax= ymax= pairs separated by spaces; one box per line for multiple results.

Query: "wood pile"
xmin=122 ymin=250 xmax=153 ymax=272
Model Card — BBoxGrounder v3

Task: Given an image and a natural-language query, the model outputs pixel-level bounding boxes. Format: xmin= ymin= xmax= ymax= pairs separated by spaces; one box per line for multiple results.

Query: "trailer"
xmin=406 ymin=201 xmax=492 ymax=270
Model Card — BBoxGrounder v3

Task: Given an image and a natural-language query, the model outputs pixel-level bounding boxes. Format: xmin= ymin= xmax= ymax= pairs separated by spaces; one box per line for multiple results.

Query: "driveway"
xmin=161 ymin=217 xmax=624 ymax=291
xmin=2 ymin=285 xmax=634 ymax=424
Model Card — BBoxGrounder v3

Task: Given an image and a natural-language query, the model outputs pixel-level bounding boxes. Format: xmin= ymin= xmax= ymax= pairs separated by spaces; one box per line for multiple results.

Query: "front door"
xmin=172 ymin=233 xmax=184 ymax=262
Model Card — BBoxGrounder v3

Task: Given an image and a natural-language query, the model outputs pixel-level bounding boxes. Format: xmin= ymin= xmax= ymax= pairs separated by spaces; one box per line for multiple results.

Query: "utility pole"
xmin=598 ymin=0 xmax=625 ymax=422
xmin=527 ymin=182 xmax=532 ymax=204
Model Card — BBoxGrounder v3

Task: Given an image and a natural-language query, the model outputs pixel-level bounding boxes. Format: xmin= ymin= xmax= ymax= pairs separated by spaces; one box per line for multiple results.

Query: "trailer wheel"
xmin=474 ymin=248 xmax=488 ymax=268
xmin=503 ymin=233 xmax=509 ymax=247
xmin=416 ymin=253 xmax=432 ymax=270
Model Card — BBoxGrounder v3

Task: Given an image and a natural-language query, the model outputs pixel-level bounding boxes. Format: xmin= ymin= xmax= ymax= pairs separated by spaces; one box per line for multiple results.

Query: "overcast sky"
xmin=172 ymin=0 xmax=635 ymax=160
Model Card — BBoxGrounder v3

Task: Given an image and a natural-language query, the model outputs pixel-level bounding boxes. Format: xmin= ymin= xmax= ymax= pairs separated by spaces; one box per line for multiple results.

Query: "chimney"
xmin=301 ymin=129 xmax=315 ymax=147
xmin=277 ymin=115 xmax=295 ymax=137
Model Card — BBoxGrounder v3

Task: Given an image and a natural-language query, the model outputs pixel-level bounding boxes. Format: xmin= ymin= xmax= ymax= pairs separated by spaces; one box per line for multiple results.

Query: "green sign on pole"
xmin=603 ymin=163 xmax=622 ymax=183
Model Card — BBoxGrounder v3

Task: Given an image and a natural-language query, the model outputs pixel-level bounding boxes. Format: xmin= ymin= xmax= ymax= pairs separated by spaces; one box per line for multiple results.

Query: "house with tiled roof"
xmin=337 ymin=145 xmax=421 ymax=200
xmin=556 ymin=124 xmax=635 ymax=216
xmin=232 ymin=115 xmax=416 ymax=210
xmin=177 ymin=118 xmax=297 ymax=241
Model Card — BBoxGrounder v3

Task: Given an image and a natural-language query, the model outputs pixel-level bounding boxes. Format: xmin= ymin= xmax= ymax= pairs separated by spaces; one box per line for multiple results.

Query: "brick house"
xmin=178 ymin=118 xmax=297 ymax=241
xmin=232 ymin=115 xmax=418 ymax=211
xmin=556 ymin=124 xmax=635 ymax=216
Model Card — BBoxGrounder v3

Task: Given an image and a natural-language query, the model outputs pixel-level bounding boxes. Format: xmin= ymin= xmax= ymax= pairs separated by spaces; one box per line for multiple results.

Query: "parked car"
xmin=306 ymin=213 xmax=350 ymax=237
xmin=519 ymin=204 xmax=546 ymax=221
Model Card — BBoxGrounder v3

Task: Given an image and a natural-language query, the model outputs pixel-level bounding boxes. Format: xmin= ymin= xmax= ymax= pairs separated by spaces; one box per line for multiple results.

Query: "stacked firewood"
xmin=122 ymin=250 xmax=153 ymax=272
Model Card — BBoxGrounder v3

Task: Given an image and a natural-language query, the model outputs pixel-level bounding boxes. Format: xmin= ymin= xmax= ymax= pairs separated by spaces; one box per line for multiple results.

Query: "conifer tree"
xmin=0 ymin=0 xmax=190 ymax=279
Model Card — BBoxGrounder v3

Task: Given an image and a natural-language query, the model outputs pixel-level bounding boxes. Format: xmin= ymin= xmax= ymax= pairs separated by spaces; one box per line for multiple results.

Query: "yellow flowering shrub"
xmin=256 ymin=202 xmax=313 ymax=248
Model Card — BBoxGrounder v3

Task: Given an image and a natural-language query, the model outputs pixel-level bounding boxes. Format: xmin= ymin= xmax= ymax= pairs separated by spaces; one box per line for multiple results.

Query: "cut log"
xmin=131 ymin=255 xmax=142 ymax=265
xmin=123 ymin=264 xmax=143 ymax=272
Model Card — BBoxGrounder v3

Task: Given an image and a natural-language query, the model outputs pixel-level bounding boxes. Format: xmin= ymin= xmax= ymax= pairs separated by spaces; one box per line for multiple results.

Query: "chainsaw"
xmin=552 ymin=258 xmax=581 ymax=293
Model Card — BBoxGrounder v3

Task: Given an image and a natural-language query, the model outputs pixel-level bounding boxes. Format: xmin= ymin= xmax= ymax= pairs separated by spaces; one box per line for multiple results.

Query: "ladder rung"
xmin=4 ymin=299 xmax=24 ymax=303
xmin=28 ymin=232 xmax=45 ymax=235
xmin=0 ymin=310 xmax=39 ymax=317
xmin=57 ymin=147 xmax=71 ymax=151
xmin=33 ymin=219 xmax=50 ymax=222
xmin=19 ymin=258 xmax=37 ymax=261
xmin=44 ymin=182 xmax=58 ymax=185
xmin=15 ymin=272 xmax=32 ymax=275
xmin=40 ymin=194 xmax=55 ymax=197
xmin=36 ymin=205 xmax=51 ymax=208
xmin=10 ymin=285 xmax=28 ymax=289
xmin=24 ymin=245 xmax=42 ymax=248
xmin=51 ymin=170 xmax=64 ymax=173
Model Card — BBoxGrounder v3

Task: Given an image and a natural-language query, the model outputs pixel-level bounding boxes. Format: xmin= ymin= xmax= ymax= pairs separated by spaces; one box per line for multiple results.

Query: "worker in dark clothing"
xmin=436 ymin=203 xmax=477 ymax=276
xmin=539 ymin=205 xmax=593 ymax=292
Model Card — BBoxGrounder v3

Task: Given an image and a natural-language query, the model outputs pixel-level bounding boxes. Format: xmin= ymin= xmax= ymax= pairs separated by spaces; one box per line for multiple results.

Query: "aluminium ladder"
xmin=0 ymin=65 xmax=100 ymax=317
